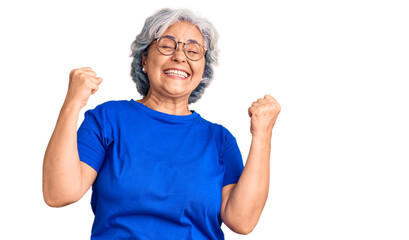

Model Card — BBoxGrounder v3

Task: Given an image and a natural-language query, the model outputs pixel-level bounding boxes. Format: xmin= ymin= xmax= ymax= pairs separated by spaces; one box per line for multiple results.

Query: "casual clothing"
xmin=77 ymin=99 xmax=244 ymax=240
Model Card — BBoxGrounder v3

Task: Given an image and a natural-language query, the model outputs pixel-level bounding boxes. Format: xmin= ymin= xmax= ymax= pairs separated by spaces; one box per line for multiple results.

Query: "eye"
xmin=157 ymin=37 xmax=176 ymax=51
xmin=159 ymin=43 xmax=174 ymax=48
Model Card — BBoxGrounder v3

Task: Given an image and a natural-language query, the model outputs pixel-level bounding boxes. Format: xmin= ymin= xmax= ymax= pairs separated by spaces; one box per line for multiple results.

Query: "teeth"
xmin=164 ymin=69 xmax=188 ymax=78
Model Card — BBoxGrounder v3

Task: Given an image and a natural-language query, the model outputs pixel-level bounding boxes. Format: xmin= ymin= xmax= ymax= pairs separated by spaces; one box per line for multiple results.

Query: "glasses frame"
xmin=151 ymin=36 xmax=207 ymax=61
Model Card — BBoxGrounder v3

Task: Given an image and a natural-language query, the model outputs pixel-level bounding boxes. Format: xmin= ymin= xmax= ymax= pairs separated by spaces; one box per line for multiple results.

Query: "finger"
xmin=76 ymin=67 xmax=95 ymax=75
xmin=79 ymin=71 xmax=98 ymax=77
xmin=72 ymin=67 xmax=92 ymax=74
xmin=70 ymin=67 xmax=95 ymax=80
xmin=71 ymin=70 xmax=97 ymax=80
xmin=90 ymin=83 xmax=99 ymax=94
xmin=80 ymin=67 xmax=92 ymax=70
xmin=88 ymin=76 xmax=103 ymax=84
xmin=96 ymin=77 xmax=103 ymax=84
xmin=265 ymin=94 xmax=276 ymax=102
xmin=252 ymin=100 xmax=263 ymax=107
xmin=248 ymin=107 xmax=253 ymax=117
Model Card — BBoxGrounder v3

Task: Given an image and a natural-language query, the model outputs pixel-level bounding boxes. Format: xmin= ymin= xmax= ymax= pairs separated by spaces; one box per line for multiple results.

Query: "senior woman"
xmin=43 ymin=8 xmax=281 ymax=240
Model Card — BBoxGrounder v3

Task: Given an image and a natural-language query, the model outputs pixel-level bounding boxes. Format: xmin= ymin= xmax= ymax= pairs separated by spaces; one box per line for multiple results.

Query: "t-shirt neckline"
xmin=129 ymin=99 xmax=200 ymax=121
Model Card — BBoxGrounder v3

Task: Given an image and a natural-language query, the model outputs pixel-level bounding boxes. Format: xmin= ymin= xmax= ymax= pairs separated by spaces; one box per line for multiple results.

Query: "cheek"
xmin=145 ymin=48 xmax=165 ymax=68
xmin=193 ymin=61 xmax=206 ymax=79
xmin=147 ymin=58 xmax=167 ymax=79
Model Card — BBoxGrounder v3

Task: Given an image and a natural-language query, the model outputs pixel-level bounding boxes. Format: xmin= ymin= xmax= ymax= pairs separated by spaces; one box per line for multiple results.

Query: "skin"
xmin=139 ymin=21 xmax=282 ymax=234
xmin=42 ymin=20 xmax=281 ymax=236
xmin=138 ymin=21 xmax=206 ymax=115
xmin=221 ymin=94 xmax=281 ymax=234
xmin=43 ymin=67 xmax=104 ymax=207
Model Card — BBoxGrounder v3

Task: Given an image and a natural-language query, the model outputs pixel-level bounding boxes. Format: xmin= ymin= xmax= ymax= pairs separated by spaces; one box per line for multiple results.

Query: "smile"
xmin=163 ymin=69 xmax=190 ymax=79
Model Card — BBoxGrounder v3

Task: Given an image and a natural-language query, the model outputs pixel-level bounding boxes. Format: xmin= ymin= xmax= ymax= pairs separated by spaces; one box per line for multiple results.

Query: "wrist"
xmin=62 ymin=100 xmax=83 ymax=113
xmin=251 ymin=131 xmax=272 ymax=141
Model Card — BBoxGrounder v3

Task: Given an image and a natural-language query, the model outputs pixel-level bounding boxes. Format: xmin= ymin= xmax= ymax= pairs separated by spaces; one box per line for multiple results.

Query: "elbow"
xmin=43 ymin=197 xmax=63 ymax=208
xmin=44 ymin=197 xmax=69 ymax=208
xmin=43 ymin=194 xmax=77 ymax=208
xmin=43 ymin=187 xmax=79 ymax=208
xmin=223 ymin=214 xmax=256 ymax=235
xmin=233 ymin=223 xmax=255 ymax=235
xmin=42 ymin=178 xmax=82 ymax=207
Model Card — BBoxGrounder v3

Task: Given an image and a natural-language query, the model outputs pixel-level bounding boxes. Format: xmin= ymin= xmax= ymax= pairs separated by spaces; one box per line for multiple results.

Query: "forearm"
xmin=42 ymin=101 xmax=83 ymax=207
xmin=224 ymin=132 xmax=271 ymax=233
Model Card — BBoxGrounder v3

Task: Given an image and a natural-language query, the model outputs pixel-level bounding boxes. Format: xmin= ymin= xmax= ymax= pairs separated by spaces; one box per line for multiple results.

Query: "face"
xmin=142 ymin=21 xmax=206 ymax=101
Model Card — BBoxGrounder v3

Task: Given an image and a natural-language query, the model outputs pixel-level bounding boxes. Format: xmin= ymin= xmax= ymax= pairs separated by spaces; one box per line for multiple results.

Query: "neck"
xmin=136 ymin=92 xmax=192 ymax=116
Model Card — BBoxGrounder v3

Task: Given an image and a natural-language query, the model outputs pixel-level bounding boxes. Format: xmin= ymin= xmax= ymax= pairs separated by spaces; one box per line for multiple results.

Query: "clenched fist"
xmin=248 ymin=94 xmax=281 ymax=137
xmin=63 ymin=67 xmax=103 ymax=109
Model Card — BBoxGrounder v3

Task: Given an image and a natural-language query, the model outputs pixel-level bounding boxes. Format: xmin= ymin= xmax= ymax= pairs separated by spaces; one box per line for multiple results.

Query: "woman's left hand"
xmin=248 ymin=94 xmax=281 ymax=137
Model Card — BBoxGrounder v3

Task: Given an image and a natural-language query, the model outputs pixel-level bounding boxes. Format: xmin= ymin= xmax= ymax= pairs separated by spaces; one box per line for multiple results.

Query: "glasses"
xmin=151 ymin=36 xmax=207 ymax=61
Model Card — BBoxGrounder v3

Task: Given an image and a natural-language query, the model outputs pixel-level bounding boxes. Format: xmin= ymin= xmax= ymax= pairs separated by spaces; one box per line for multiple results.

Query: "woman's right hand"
xmin=64 ymin=67 xmax=103 ymax=109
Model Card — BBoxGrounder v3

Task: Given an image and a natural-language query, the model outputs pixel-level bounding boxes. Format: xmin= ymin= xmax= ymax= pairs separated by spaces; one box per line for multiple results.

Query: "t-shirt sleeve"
xmin=220 ymin=127 xmax=244 ymax=187
xmin=77 ymin=105 xmax=109 ymax=173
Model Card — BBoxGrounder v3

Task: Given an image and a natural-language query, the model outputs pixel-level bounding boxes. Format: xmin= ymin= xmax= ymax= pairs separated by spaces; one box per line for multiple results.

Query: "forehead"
xmin=161 ymin=21 xmax=205 ymax=45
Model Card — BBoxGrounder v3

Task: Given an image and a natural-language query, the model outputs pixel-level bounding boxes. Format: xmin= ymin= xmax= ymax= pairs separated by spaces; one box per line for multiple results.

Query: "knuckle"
xmin=70 ymin=69 xmax=79 ymax=77
xmin=265 ymin=95 xmax=274 ymax=101
xmin=78 ymin=73 xmax=86 ymax=79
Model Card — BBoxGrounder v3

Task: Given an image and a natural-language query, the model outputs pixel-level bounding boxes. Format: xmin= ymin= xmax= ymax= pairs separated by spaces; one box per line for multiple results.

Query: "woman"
xmin=43 ymin=8 xmax=281 ymax=239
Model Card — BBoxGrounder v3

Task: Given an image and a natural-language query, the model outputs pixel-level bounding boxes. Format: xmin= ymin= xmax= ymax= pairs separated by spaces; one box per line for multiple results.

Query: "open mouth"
xmin=163 ymin=68 xmax=190 ymax=79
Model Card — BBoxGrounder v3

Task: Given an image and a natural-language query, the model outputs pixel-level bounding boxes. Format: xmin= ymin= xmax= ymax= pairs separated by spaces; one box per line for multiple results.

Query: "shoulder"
xmin=82 ymin=99 xmax=132 ymax=127
xmin=195 ymin=114 xmax=227 ymax=132
xmin=195 ymin=114 xmax=236 ymax=140
xmin=197 ymin=117 xmax=237 ymax=156
xmin=86 ymin=99 xmax=131 ymax=116
xmin=211 ymin=122 xmax=236 ymax=142
xmin=93 ymin=99 xmax=130 ymax=111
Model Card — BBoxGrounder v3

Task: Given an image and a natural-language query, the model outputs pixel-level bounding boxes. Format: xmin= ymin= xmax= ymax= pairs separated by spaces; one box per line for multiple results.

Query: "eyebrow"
xmin=162 ymin=35 xmax=200 ymax=44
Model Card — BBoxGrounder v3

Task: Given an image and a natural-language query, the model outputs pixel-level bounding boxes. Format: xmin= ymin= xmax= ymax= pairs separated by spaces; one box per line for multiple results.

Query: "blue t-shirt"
xmin=77 ymin=99 xmax=244 ymax=240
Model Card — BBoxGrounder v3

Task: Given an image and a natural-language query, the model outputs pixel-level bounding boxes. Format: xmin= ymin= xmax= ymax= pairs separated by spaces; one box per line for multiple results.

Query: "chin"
xmin=162 ymin=87 xmax=190 ymax=96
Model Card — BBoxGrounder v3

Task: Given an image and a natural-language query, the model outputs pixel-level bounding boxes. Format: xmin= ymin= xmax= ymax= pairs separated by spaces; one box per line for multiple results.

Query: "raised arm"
xmin=42 ymin=67 xmax=103 ymax=207
xmin=221 ymin=94 xmax=281 ymax=234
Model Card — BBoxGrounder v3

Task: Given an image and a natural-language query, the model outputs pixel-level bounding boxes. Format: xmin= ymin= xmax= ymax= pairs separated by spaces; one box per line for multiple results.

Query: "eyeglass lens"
xmin=157 ymin=37 xmax=204 ymax=61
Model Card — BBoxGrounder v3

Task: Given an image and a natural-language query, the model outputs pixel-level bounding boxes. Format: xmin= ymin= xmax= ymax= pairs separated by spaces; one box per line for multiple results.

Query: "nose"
xmin=171 ymin=42 xmax=187 ymax=63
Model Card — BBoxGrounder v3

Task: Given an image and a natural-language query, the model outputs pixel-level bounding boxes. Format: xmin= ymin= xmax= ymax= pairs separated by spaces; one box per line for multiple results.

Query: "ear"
xmin=142 ymin=53 xmax=147 ymax=73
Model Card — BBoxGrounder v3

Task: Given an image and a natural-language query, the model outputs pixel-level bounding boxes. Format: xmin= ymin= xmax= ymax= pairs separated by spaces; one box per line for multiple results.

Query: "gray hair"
xmin=129 ymin=8 xmax=219 ymax=104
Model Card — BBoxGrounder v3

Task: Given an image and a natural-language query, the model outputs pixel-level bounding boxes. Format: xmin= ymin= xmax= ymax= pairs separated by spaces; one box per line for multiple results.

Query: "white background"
xmin=1 ymin=0 xmax=408 ymax=239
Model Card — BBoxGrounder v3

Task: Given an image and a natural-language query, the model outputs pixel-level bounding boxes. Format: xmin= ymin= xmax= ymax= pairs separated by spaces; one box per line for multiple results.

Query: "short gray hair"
xmin=129 ymin=8 xmax=219 ymax=104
